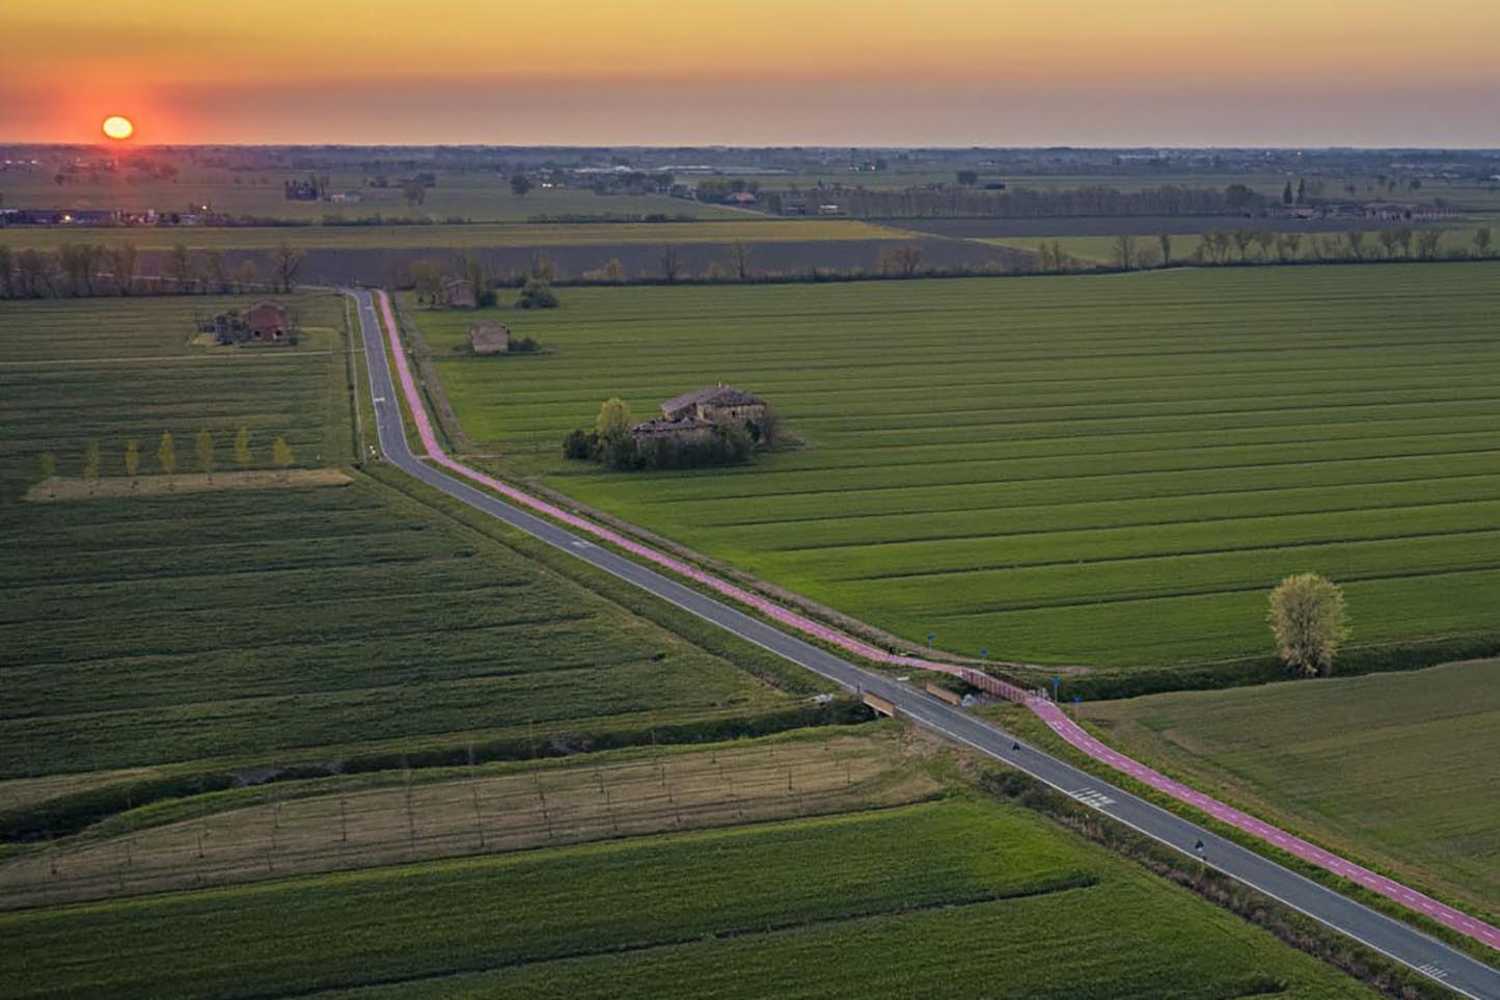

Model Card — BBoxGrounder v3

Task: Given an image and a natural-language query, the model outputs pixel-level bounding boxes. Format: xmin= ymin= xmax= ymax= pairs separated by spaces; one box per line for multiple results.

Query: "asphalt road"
xmin=348 ymin=289 xmax=1500 ymax=999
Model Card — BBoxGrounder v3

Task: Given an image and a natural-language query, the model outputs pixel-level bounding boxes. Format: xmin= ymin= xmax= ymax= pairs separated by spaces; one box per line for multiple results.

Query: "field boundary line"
xmin=365 ymin=288 xmax=1500 ymax=957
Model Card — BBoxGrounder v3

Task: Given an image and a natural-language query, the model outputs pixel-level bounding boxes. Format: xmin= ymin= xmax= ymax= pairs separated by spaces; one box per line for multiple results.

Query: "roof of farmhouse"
xmin=662 ymin=384 xmax=765 ymax=414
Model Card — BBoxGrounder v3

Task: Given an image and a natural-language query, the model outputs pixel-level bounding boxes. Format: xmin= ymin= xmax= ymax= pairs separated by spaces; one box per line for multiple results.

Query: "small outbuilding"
xmin=630 ymin=416 xmax=715 ymax=444
xmin=439 ymin=277 xmax=477 ymax=309
xmin=469 ymin=322 xmax=511 ymax=355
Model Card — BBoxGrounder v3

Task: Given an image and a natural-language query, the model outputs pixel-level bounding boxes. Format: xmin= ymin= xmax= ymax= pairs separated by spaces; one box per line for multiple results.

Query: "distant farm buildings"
xmin=468 ymin=322 xmax=511 ymax=355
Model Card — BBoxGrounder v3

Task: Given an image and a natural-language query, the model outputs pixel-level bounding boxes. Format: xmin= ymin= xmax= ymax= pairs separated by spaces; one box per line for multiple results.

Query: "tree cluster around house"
xmin=406 ymin=254 xmax=560 ymax=312
xmin=564 ymin=386 xmax=779 ymax=471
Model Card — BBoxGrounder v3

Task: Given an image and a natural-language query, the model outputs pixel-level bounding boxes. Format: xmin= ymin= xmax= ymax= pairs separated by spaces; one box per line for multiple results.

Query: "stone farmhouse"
xmin=632 ymin=384 xmax=767 ymax=442
xmin=468 ymin=322 xmax=510 ymax=355
xmin=199 ymin=301 xmax=296 ymax=346
xmin=438 ymin=277 xmax=477 ymax=309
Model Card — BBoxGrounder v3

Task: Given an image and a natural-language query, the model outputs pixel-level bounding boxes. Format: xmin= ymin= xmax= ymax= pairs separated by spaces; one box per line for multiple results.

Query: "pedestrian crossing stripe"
xmin=1070 ymin=788 xmax=1115 ymax=809
xmin=1416 ymin=963 xmax=1448 ymax=980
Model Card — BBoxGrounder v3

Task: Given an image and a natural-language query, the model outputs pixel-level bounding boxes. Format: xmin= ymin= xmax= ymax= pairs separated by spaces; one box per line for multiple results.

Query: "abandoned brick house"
xmin=631 ymin=384 xmax=767 ymax=442
xmin=468 ymin=322 xmax=510 ymax=355
xmin=200 ymin=300 xmax=296 ymax=346
xmin=438 ymin=277 xmax=477 ymax=309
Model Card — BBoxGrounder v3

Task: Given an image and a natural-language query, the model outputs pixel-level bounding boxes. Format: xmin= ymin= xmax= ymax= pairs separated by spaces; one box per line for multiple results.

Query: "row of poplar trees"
xmin=37 ymin=428 xmax=296 ymax=489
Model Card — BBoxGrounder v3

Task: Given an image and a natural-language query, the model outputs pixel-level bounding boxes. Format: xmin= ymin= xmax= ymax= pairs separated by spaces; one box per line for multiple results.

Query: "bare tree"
xmin=1275 ymin=232 xmax=1302 ymax=261
xmin=1474 ymin=227 xmax=1493 ymax=258
xmin=109 ymin=242 xmax=138 ymax=296
xmin=1156 ymin=233 xmax=1171 ymax=267
xmin=203 ymin=250 xmax=230 ymax=294
xmin=1395 ymin=227 xmax=1414 ymax=258
xmin=730 ymin=242 xmax=751 ymax=281
xmin=1344 ymin=230 xmax=1366 ymax=260
xmin=234 ymin=258 xmax=259 ymax=293
xmin=1231 ymin=229 xmax=1255 ymax=261
xmin=1253 ymin=230 xmax=1276 ymax=260
xmin=166 ymin=243 xmax=195 ymax=293
xmin=1415 ymin=229 xmax=1443 ymax=260
xmin=1113 ymin=234 xmax=1137 ymax=270
xmin=659 ymin=245 xmax=681 ymax=283
xmin=273 ymin=242 xmax=304 ymax=293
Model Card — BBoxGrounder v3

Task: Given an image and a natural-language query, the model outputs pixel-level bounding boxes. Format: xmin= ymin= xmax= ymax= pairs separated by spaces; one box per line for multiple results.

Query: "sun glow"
xmin=101 ymin=115 xmax=135 ymax=141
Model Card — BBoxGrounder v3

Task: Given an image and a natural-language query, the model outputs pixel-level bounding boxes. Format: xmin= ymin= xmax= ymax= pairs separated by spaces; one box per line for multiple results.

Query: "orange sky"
xmin=4 ymin=1 xmax=1498 ymax=145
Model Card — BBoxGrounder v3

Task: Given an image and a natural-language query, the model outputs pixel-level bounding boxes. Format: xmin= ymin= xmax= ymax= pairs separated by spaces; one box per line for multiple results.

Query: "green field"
xmin=0 ymin=218 xmax=900 ymax=253
xmin=0 ymin=169 xmax=744 ymax=222
xmin=1078 ymin=659 xmax=1500 ymax=918
xmin=0 ymin=295 xmax=803 ymax=800
xmin=416 ymin=263 xmax=1500 ymax=669
xmin=0 ymin=798 xmax=1372 ymax=999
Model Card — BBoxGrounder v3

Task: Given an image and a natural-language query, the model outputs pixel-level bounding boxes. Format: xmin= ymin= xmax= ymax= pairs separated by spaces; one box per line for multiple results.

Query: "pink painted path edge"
xmin=373 ymin=290 xmax=1499 ymax=953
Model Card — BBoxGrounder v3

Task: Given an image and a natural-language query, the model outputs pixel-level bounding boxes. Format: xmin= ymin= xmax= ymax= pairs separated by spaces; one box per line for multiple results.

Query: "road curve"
xmin=349 ymin=288 xmax=1499 ymax=999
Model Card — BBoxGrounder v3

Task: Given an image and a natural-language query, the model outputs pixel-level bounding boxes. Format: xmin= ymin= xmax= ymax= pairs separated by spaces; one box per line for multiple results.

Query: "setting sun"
xmin=101 ymin=114 xmax=134 ymax=141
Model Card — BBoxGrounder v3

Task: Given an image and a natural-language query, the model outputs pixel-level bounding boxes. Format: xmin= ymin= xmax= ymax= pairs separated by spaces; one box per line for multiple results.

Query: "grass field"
xmin=0 ymin=797 xmax=1373 ymax=999
xmin=0 ymin=169 xmax=745 ymax=222
xmin=1077 ymin=658 xmax=1500 ymax=918
xmin=0 ymin=294 xmax=807 ymax=822
xmin=416 ymin=263 xmax=1500 ymax=669
xmin=0 ymin=219 xmax=901 ymax=253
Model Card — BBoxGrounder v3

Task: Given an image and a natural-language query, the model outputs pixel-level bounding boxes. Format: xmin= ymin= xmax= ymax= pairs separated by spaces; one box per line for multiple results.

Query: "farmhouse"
xmin=628 ymin=385 xmax=769 ymax=443
xmin=201 ymin=300 xmax=297 ymax=346
xmin=438 ymin=277 xmax=477 ymax=309
xmin=468 ymin=322 xmax=510 ymax=355
xmin=661 ymin=384 xmax=767 ymax=424
xmin=245 ymin=301 xmax=292 ymax=340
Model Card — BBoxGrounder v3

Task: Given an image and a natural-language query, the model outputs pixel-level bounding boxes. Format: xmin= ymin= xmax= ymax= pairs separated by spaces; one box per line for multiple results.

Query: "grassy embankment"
xmin=412 ymin=264 xmax=1500 ymax=673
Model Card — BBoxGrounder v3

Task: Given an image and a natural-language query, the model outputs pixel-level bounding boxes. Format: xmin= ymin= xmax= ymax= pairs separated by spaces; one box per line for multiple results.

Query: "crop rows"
xmin=422 ymin=263 xmax=1500 ymax=666
xmin=0 ymin=799 xmax=1369 ymax=999
xmin=0 ymin=296 xmax=789 ymax=785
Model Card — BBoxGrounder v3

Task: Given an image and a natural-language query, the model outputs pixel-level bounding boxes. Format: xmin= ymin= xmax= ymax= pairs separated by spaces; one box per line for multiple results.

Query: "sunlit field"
xmin=419 ymin=263 xmax=1500 ymax=670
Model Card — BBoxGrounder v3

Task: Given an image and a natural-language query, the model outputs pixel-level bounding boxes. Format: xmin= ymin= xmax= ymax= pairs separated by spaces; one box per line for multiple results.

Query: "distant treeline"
xmin=0 ymin=242 xmax=304 ymax=299
xmin=792 ymin=184 xmax=1265 ymax=219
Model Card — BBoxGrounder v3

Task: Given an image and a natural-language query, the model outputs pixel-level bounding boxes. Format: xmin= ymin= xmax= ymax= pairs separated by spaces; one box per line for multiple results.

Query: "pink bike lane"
xmin=373 ymin=290 xmax=1498 ymax=954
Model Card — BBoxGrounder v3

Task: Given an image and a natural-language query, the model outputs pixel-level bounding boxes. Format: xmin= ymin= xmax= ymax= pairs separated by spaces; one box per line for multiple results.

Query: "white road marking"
xmin=1070 ymin=787 xmax=1116 ymax=809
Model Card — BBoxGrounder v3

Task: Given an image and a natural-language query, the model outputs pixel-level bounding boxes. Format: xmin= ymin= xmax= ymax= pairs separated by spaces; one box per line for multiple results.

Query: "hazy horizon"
xmin=4 ymin=1 xmax=1497 ymax=148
